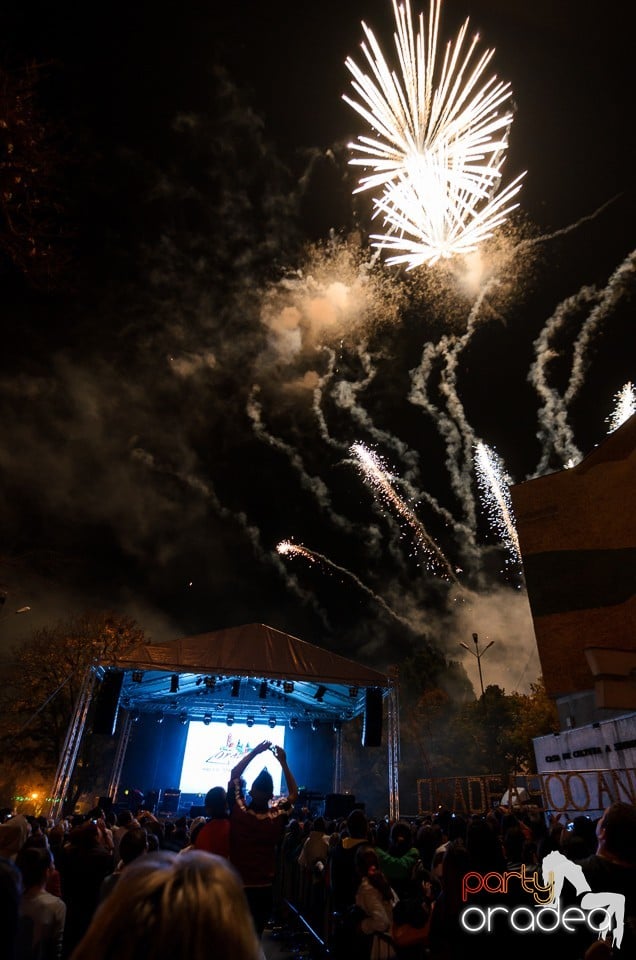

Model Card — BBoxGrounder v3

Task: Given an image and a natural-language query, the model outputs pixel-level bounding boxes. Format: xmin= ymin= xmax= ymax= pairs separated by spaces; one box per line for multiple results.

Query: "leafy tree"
xmin=0 ymin=611 xmax=146 ymax=809
xmin=449 ymin=677 xmax=560 ymax=782
xmin=502 ymin=678 xmax=560 ymax=774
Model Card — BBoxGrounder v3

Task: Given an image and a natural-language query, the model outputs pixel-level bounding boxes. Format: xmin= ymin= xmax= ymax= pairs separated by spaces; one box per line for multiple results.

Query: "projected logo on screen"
xmin=180 ymin=721 xmax=286 ymax=795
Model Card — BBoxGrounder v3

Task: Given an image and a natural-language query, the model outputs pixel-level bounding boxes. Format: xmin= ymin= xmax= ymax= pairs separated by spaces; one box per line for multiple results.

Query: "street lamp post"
xmin=461 ymin=633 xmax=497 ymax=775
xmin=460 ymin=632 xmax=494 ymax=698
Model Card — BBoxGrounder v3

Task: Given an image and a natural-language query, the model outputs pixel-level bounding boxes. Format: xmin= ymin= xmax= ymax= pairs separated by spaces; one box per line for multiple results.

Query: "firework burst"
xmin=344 ymin=0 xmax=524 ymax=267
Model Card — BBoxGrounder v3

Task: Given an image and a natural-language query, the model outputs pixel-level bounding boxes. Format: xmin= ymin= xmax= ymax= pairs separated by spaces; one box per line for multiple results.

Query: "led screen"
xmin=179 ymin=721 xmax=286 ymax=795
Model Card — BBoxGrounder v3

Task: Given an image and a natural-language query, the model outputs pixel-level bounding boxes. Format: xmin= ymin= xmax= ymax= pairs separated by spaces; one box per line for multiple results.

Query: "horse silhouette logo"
xmin=541 ymin=850 xmax=625 ymax=949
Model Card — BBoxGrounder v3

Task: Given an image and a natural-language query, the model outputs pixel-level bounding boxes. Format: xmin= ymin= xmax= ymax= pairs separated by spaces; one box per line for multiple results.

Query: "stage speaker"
xmin=97 ymin=796 xmax=113 ymax=815
xmin=362 ymin=687 xmax=383 ymax=747
xmin=162 ymin=788 xmax=181 ymax=814
xmin=93 ymin=670 xmax=124 ymax=736
xmin=324 ymin=793 xmax=356 ymax=819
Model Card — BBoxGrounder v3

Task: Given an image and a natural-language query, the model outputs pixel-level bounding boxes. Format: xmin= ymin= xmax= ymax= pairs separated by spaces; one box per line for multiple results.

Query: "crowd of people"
xmin=283 ymin=798 xmax=636 ymax=960
xmin=1 ymin=743 xmax=635 ymax=960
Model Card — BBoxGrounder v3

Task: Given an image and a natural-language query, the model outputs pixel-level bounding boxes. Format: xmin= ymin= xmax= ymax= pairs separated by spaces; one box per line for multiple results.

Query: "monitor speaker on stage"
xmin=362 ymin=687 xmax=383 ymax=747
xmin=97 ymin=796 xmax=113 ymax=815
xmin=162 ymin=788 xmax=181 ymax=814
xmin=324 ymin=793 xmax=356 ymax=819
xmin=93 ymin=670 xmax=124 ymax=736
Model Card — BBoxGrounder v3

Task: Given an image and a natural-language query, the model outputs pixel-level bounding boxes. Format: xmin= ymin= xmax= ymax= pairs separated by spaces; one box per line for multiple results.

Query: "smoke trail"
xmin=332 ymin=342 xmax=422 ymax=479
xmin=529 ymin=248 xmax=636 ymax=476
xmin=320 ymin=341 xmax=436 ymax=574
xmin=246 ymin=385 xmax=361 ymax=539
xmin=436 ymin=278 xmax=503 ymax=524
xmin=528 ymin=286 xmax=598 ymax=475
xmin=513 ymin=195 xmax=622 ymax=256
xmin=408 ymin=278 xmax=503 ymax=553
xmin=311 ymin=346 xmax=349 ymax=451
xmin=130 ymin=447 xmax=332 ymax=627
xmin=564 ymin=249 xmax=636 ymax=407
xmin=276 ymin=539 xmax=415 ymax=630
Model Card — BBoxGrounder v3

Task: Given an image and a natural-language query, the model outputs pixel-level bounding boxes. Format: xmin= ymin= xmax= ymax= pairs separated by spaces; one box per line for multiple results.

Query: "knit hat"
xmin=251 ymin=768 xmax=274 ymax=797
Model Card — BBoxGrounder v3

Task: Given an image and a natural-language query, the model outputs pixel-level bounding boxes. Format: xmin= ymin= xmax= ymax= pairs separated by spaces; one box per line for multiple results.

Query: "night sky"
xmin=0 ymin=1 xmax=634 ymax=697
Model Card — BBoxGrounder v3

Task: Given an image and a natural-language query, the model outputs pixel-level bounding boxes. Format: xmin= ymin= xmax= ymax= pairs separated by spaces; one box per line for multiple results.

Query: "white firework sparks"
xmin=606 ymin=381 xmax=636 ymax=433
xmin=276 ymin=540 xmax=317 ymax=563
xmin=350 ymin=442 xmax=457 ymax=580
xmin=344 ymin=0 xmax=524 ymax=267
xmin=474 ymin=441 xmax=521 ymax=566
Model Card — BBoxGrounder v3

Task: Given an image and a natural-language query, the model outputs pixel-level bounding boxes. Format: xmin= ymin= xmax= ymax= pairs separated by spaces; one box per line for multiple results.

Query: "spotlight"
xmin=226 ymin=714 xmax=235 ymax=726
xmin=156 ymin=713 xmax=164 ymax=724
xmin=179 ymin=712 xmax=188 ymax=725
xmin=246 ymin=716 xmax=254 ymax=727
xmin=332 ymin=720 xmax=341 ymax=733
xmin=289 ymin=716 xmax=299 ymax=730
xmin=131 ymin=671 xmax=144 ymax=684
xmin=314 ymin=685 xmax=327 ymax=702
xmin=283 ymin=681 xmax=294 ymax=693
xmin=203 ymin=714 xmax=212 ymax=726
xmin=258 ymin=681 xmax=268 ymax=700
xmin=231 ymin=679 xmax=241 ymax=698
xmin=268 ymin=716 xmax=277 ymax=728
xmin=311 ymin=718 xmax=319 ymax=732
xmin=130 ymin=710 xmax=140 ymax=723
xmin=170 ymin=674 xmax=179 ymax=693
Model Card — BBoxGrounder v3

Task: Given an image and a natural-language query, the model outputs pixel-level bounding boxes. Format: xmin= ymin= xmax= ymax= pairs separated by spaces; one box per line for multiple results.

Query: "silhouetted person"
xmin=194 ymin=786 xmax=230 ymax=859
xmin=228 ymin=740 xmax=298 ymax=936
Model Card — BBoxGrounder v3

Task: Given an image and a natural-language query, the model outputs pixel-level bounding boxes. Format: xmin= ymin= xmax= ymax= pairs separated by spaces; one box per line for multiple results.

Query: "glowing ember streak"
xmin=344 ymin=0 xmax=524 ymax=267
xmin=474 ymin=442 xmax=521 ymax=565
xmin=606 ymin=381 xmax=636 ymax=433
xmin=350 ymin=442 xmax=457 ymax=581
xmin=276 ymin=539 xmax=414 ymax=628
xmin=276 ymin=541 xmax=317 ymax=563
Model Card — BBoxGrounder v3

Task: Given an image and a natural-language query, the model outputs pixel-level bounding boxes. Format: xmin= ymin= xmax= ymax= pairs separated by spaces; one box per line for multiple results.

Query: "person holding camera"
xmin=227 ymin=739 xmax=298 ymax=937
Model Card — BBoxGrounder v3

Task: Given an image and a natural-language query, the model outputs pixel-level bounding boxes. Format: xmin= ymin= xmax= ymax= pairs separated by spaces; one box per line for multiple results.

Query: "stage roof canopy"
xmin=105 ymin=623 xmax=393 ymax=727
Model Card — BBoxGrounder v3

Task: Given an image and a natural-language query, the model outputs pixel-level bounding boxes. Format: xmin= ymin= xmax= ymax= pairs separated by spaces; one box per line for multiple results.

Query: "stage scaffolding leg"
xmin=108 ymin=711 xmax=132 ymax=803
xmin=333 ymin=726 xmax=343 ymax=794
xmin=49 ymin=666 xmax=97 ymax=821
xmin=387 ymin=681 xmax=400 ymax=821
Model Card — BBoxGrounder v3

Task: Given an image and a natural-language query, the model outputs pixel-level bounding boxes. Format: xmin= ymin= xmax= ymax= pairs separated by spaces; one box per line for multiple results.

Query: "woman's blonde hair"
xmin=70 ymin=850 xmax=261 ymax=960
